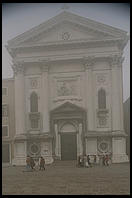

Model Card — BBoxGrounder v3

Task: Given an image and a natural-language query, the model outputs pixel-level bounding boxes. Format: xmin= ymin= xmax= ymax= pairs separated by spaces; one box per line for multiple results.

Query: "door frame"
xmin=60 ymin=132 xmax=77 ymax=160
xmin=50 ymin=102 xmax=87 ymax=159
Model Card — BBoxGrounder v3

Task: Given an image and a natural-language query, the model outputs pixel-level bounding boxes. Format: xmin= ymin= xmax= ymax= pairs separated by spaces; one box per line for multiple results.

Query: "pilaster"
xmin=12 ymin=63 xmax=25 ymax=135
xmin=40 ymin=61 xmax=50 ymax=133
xmin=109 ymin=55 xmax=123 ymax=131
xmin=83 ymin=56 xmax=95 ymax=131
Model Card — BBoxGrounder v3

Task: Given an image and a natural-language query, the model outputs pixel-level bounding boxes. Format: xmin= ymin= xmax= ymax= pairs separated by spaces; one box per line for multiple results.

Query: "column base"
xmin=112 ymin=154 xmax=129 ymax=163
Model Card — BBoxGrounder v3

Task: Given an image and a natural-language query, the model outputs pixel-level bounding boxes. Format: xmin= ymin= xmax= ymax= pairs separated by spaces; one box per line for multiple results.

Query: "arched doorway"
xmin=50 ymin=102 xmax=87 ymax=160
xmin=60 ymin=123 xmax=77 ymax=160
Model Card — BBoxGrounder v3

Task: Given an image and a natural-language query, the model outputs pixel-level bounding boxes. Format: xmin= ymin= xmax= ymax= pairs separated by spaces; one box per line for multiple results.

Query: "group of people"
xmin=26 ymin=156 xmax=45 ymax=171
xmin=78 ymin=154 xmax=111 ymax=168
xmin=101 ymin=154 xmax=110 ymax=166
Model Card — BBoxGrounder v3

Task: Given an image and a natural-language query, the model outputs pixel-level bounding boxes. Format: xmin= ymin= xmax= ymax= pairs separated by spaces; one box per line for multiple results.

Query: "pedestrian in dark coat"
xmin=39 ymin=157 xmax=45 ymax=170
xmin=30 ymin=157 xmax=35 ymax=170
xmin=87 ymin=155 xmax=92 ymax=167
xmin=105 ymin=154 xmax=109 ymax=166
xmin=26 ymin=155 xmax=31 ymax=171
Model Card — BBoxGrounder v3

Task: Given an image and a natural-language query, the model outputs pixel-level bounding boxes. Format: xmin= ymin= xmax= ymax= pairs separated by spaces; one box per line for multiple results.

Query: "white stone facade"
xmin=7 ymin=11 xmax=129 ymax=165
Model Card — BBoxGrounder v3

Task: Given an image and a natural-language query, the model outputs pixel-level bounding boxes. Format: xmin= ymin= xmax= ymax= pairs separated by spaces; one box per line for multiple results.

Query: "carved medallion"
xmin=62 ymin=32 xmax=71 ymax=40
xmin=29 ymin=142 xmax=40 ymax=156
xmin=97 ymin=138 xmax=111 ymax=153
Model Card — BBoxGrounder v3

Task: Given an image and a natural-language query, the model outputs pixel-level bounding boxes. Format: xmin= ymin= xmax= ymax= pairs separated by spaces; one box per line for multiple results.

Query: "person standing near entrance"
xmin=30 ymin=157 xmax=35 ymax=170
xmin=93 ymin=155 xmax=97 ymax=165
xmin=39 ymin=156 xmax=45 ymax=171
xmin=26 ymin=155 xmax=31 ymax=171
xmin=87 ymin=155 xmax=92 ymax=167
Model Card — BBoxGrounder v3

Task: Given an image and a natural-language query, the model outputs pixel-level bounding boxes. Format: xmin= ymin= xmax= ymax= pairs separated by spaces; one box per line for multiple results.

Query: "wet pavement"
xmin=2 ymin=161 xmax=130 ymax=195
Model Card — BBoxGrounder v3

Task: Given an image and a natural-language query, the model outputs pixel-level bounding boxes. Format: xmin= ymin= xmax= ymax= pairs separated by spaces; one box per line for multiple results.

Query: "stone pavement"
xmin=2 ymin=161 xmax=130 ymax=195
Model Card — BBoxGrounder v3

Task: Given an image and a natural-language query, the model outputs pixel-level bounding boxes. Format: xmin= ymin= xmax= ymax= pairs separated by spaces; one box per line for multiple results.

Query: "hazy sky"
xmin=2 ymin=3 xmax=130 ymax=102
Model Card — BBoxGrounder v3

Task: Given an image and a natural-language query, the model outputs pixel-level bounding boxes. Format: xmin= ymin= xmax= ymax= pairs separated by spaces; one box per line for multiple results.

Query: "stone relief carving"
xmin=97 ymin=74 xmax=106 ymax=84
xmin=28 ymin=142 xmax=41 ymax=157
xmin=97 ymin=137 xmax=111 ymax=153
xmin=57 ymin=80 xmax=77 ymax=97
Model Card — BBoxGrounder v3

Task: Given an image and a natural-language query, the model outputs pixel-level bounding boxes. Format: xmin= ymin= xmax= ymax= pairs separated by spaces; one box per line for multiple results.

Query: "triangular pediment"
xmin=51 ymin=102 xmax=85 ymax=114
xmin=7 ymin=11 xmax=128 ymax=48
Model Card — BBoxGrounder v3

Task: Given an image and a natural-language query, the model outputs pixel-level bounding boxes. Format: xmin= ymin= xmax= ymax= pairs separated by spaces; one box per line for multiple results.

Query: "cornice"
xmin=14 ymin=52 xmax=123 ymax=66
xmin=9 ymin=37 xmax=126 ymax=51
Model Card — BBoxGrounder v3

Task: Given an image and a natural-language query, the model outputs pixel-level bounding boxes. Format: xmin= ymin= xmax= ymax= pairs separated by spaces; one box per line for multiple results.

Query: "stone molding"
xmin=7 ymin=38 xmax=126 ymax=54
xmin=13 ymin=53 xmax=123 ymax=67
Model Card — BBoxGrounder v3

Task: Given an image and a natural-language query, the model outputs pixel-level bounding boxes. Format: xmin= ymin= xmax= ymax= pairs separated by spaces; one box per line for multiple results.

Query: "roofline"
xmin=7 ymin=10 xmax=128 ymax=48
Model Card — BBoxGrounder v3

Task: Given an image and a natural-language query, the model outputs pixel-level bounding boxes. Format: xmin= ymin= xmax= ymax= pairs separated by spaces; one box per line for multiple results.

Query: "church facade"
xmin=6 ymin=11 xmax=129 ymax=165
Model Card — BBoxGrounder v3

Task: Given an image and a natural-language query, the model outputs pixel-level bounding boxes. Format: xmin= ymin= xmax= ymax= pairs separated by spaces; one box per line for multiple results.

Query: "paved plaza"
xmin=2 ymin=161 xmax=130 ymax=195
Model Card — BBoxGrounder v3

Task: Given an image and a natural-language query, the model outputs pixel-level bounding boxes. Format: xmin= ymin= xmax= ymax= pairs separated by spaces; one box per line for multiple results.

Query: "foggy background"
xmin=2 ymin=3 xmax=130 ymax=102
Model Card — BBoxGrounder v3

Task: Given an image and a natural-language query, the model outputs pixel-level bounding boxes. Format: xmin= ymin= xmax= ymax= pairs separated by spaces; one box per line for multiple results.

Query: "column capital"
xmin=83 ymin=56 xmax=95 ymax=70
xmin=39 ymin=59 xmax=50 ymax=72
xmin=12 ymin=61 xmax=25 ymax=76
xmin=108 ymin=55 xmax=124 ymax=68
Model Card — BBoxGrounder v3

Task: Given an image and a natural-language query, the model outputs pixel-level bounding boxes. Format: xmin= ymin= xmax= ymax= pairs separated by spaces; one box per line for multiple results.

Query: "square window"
xmin=2 ymin=88 xmax=7 ymax=96
xmin=2 ymin=126 xmax=8 ymax=137
xmin=2 ymin=105 xmax=8 ymax=116
xmin=31 ymin=119 xmax=38 ymax=129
